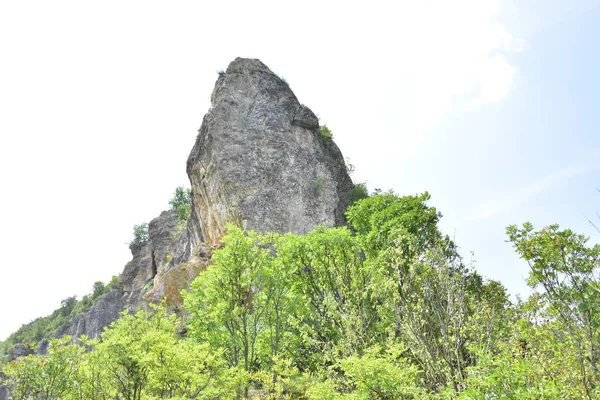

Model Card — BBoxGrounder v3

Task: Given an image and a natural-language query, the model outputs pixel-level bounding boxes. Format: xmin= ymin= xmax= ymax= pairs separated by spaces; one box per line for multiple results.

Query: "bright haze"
xmin=1 ymin=0 xmax=599 ymax=340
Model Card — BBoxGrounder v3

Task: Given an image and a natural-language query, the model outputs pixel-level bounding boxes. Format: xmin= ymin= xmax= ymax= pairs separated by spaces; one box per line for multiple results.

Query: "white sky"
xmin=1 ymin=0 xmax=598 ymax=340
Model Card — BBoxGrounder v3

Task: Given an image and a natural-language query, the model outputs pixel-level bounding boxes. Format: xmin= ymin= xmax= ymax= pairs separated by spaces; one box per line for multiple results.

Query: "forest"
xmin=1 ymin=191 xmax=599 ymax=399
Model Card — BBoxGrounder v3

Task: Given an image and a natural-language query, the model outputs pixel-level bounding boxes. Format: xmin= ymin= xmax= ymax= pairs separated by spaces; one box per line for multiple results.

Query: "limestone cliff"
xmin=128 ymin=57 xmax=354 ymax=313
xmin=186 ymin=58 xmax=354 ymax=246
xmin=1 ymin=57 xmax=356 ymax=358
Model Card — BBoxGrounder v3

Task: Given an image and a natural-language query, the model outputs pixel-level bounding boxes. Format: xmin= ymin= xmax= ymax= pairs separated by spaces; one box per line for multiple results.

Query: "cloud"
xmin=397 ymin=0 xmax=526 ymax=131
xmin=294 ymin=0 xmax=527 ymax=165
xmin=0 ymin=0 xmax=528 ymax=340
xmin=471 ymin=164 xmax=591 ymax=220
xmin=475 ymin=54 xmax=518 ymax=105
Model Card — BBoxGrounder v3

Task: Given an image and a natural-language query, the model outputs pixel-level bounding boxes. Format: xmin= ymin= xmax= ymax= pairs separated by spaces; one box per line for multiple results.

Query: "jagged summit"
xmin=186 ymin=57 xmax=354 ymax=246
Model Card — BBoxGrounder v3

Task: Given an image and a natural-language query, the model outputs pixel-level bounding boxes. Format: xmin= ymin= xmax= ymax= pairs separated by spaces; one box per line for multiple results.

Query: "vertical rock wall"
xmin=0 ymin=58 xmax=357 ymax=374
xmin=186 ymin=58 xmax=354 ymax=246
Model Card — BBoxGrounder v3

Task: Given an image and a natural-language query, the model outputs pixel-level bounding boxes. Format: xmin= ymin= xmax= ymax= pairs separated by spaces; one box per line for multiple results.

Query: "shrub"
xmin=337 ymin=346 xmax=426 ymax=399
xmin=106 ymin=275 xmax=120 ymax=290
xmin=319 ymin=125 xmax=333 ymax=143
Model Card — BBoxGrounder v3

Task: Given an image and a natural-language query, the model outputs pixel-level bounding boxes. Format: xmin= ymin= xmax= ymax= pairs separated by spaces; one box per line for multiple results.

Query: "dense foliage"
xmin=2 ymin=192 xmax=599 ymax=399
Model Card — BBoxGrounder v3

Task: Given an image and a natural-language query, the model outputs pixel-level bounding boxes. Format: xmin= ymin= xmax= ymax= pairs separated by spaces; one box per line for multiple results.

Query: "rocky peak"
xmin=0 ymin=58 xmax=356 ymax=365
xmin=186 ymin=57 xmax=354 ymax=246
xmin=108 ymin=56 xmax=355 ymax=330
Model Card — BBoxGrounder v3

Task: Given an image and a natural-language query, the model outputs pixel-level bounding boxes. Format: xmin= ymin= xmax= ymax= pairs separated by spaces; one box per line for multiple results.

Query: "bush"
xmin=337 ymin=346 xmax=426 ymax=399
xmin=319 ymin=125 xmax=333 ymax=143
xmin=106 ymin=275 xmax=120 ymax=290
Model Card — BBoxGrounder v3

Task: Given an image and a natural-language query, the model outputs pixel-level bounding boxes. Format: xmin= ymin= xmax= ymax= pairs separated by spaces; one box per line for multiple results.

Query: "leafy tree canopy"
xmin=3 ymin=192 xmax=598 ymax=398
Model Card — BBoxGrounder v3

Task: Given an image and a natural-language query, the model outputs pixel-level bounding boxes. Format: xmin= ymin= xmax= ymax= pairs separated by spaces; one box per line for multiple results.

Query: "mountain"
xmin=0 ymin=57 xmax=356 ymax=357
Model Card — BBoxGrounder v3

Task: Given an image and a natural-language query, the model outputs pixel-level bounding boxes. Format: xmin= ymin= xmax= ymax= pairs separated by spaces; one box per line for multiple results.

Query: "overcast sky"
xmin=1 ymin=0 xmax=599 ymax=340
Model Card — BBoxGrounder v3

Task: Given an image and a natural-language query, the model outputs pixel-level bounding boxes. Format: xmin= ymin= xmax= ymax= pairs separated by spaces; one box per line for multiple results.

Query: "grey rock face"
xmin=120 ymin=209 xmax=205 ymax=310
xmin=187 ymin=57 xmax=354 ymax=245
xmin=1 ymin=57 xmax=356 ymax=366
xmin=9 ymin=344 xmax=34 ymax=361
xmin=60 ymin=289 xmax=124 ymax=340
xmin=0 ymin=373 xmax=9 ymax=400
xmin=120 ymin=209 xmax=183 ymax=309
xmin=53 ymin=211 xmax=196 ymax=342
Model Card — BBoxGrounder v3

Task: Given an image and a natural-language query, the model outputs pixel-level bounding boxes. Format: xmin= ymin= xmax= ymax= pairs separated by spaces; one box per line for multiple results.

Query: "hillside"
xmin=1 ymin=58 xmax=598 ymax=399
xmin=0 ymin=57 xmax=357 ymax=363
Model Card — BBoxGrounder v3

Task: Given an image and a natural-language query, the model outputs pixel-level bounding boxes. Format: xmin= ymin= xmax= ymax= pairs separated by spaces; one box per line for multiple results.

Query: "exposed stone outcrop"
xmin=53 ymin=199 xmax=206 ymax=343
xmin=1 ymin=58 xmax=356 ymax=371
xmin=56 ymin=57 xmax=355 ymax=342
xmin=56 ymin=288 xmax=124 ymax=341
xmin=120 ymin=209 xmax=197 ymax=310
xmin=53 ymin=211 xmax=189 ymax=342
xmin=186 ymin=57 xmax=355 ymax=246
xmin=8 ymin=344 xmax=34 ymax=361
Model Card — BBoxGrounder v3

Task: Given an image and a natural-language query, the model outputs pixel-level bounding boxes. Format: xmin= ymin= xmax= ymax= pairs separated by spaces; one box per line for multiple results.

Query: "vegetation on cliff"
xmin=0 ymin=276 xmax=120 ymax=364
xmin=1 ymin=58 xmax=597 ymax=398
xmin=2 ymin=192 xmax=598 ymax=399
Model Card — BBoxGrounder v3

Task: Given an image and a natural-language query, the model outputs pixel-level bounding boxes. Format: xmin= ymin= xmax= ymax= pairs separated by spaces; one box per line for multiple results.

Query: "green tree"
xmin=2 ymin=336 xmax=83 ymax=400
xmin=1 ymin=305 xmax=236 ymax=400
xmin=184 ymin=226 xmax=275 ymax=373
xmin=60 ymin=296 xmax=78 ymax=317
xmin=75 ymin=337 xmax=113 ymax=400
xmin=131 ymin=223 xmax=149 ymax=246
xmin=346 ymin=192 xmax=508 ymax=392
xmin=276 ymin=227 xmax=378 ymax=367
xmin=507 ymin=223 xmax=600 ymax=398
xmin=169 ymin=186 xmax=192 ymax=221
xmin=373 ymin=237 xmax=473 ymax=392
xmin=460 ymin=302 xmax=588 ymax=400
xmin=92 ymin=281 xmax=105 ymax=300
xmin=89 ymin=304 xmax=230 ymax=400
xmin=303 ymin=346 xmax=426 ymax=399
xmin=350 ymin=182 xmax=369 ymax=204
xmin=346 ymin=191 xmax=447 ymax=258
xmin=258 ymin=233 xmax=301 ymax=367
xmin=336 ymin=345 xmax=426 ymax=399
